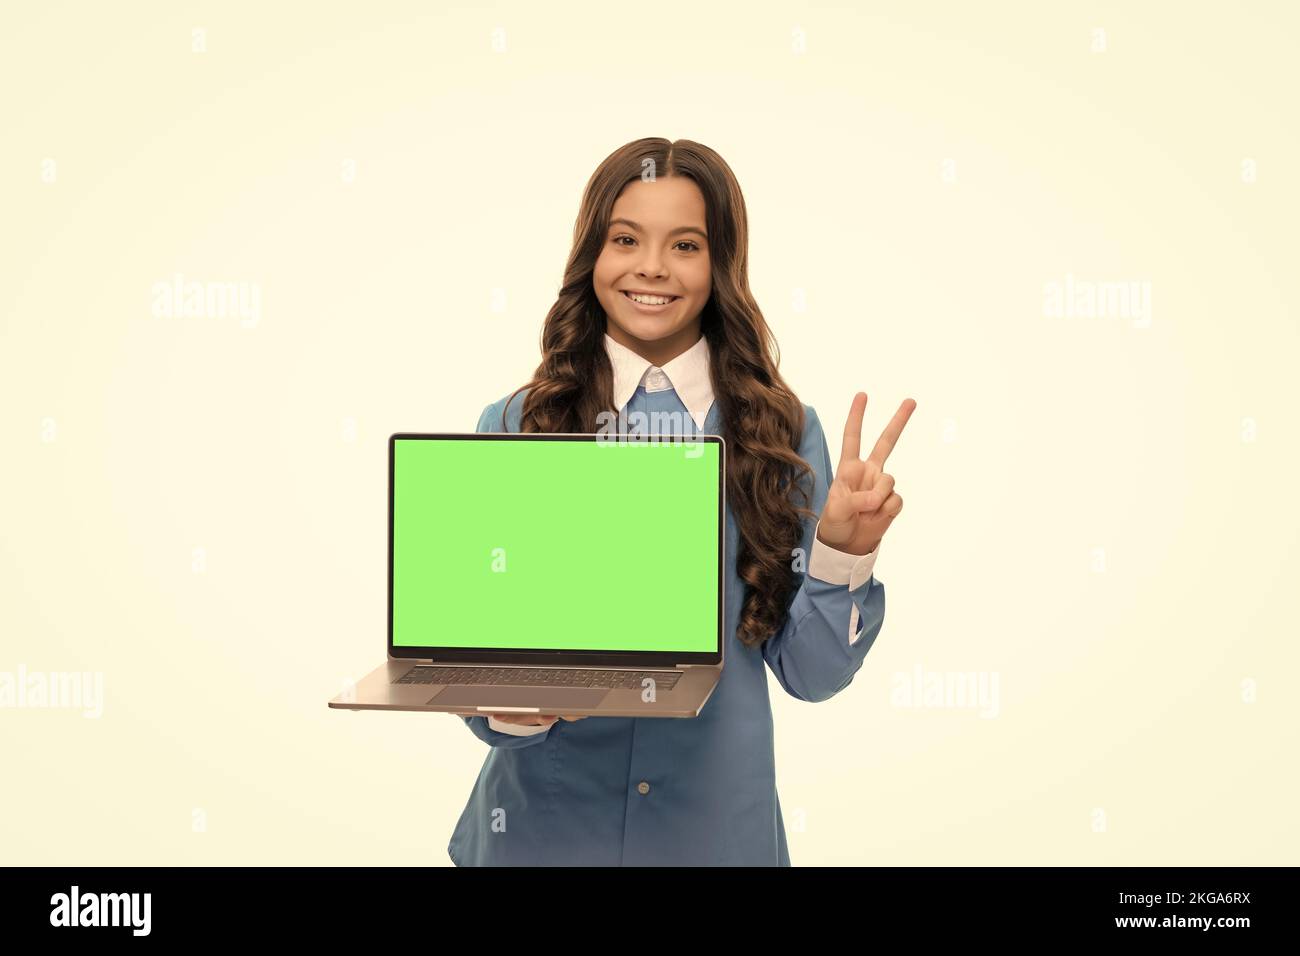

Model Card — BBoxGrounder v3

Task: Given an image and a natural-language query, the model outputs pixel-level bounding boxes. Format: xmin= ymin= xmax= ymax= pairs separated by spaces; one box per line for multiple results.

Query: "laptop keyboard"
xmin=396 ymin=665 xmax=682 ymax=691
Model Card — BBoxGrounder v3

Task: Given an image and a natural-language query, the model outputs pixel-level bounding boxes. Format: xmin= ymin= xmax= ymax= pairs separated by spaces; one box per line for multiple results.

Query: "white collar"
xmin=604 ymin=331 xmax=714 ymax=431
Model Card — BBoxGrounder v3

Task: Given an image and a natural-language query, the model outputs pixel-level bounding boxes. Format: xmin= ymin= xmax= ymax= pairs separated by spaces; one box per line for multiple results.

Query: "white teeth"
xmin=626 ymin=292 xmax=675 ymax=305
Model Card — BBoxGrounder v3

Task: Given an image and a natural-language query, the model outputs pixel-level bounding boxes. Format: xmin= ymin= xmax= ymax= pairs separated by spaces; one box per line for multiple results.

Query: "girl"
xmin=449 ymin=138 xmax=915 ymax=866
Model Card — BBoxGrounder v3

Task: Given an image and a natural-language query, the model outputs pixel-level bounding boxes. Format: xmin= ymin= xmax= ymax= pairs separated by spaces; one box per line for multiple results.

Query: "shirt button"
xmin=646 ymin=370 xmax=667 ymax=390
xmin=637 ymin=781 xmax=650 ymax=795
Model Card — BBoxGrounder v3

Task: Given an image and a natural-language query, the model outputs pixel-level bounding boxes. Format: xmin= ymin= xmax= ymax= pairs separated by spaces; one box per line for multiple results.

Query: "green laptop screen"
xmin=392 ymin=437 xmax=721 ymax=652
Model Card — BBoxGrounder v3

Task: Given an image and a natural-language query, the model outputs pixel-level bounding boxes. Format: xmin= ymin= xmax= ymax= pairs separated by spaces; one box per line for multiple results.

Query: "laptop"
xmin=328 ymin=429 xmax=725 ymax=718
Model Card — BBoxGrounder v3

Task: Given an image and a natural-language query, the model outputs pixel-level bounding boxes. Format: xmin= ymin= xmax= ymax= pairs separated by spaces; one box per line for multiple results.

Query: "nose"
xmin=635 ymin=248 xmax=668 ymax=279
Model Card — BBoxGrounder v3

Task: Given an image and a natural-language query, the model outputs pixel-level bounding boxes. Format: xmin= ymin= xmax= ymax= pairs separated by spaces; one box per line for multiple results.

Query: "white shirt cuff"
xmin=808 ymin=520 xmax=880 ymax=590
xmin=486 ymin=715 xmax=551 ymax=736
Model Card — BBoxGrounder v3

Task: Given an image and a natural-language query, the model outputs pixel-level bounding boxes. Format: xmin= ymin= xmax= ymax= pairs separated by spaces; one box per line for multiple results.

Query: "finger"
xmin=840 ymin=392 xmax=868 ymax=465
xmin=860 ymin=473 xmax=895 ymax=512
xmin=822 ymin=488 xmax=859 ymax=528
xmin=845 ymin=490 xmax=874 ymax=513
xmin=855 ymin=457 xmax=880 ymax=494
xmin=880 ymin=491 xmax=903 ymax=517
xmin=831 ymin=458 xmax=866 ymax=497
xmin=866 ymin=399 xmax=917 ymax=468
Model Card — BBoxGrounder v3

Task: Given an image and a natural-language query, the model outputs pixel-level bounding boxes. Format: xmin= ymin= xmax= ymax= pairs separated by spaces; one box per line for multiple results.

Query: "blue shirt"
xmin=448 ymin=379 xmax=887 ymax=865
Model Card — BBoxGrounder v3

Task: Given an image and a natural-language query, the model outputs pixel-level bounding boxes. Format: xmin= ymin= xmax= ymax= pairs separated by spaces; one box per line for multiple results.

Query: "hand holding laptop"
xmin=485 ymin=713 xmax=588 ymax=726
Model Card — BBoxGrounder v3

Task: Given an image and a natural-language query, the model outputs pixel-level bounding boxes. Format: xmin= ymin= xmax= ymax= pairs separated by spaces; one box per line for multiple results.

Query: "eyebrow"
xmin=608 ymin=218 xmax=707 ymax=240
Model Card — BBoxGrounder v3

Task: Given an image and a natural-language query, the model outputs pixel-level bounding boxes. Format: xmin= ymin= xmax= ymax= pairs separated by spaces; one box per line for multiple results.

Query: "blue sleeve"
xmin=455 ymin=399 xmax=555 ymax=748
xmin=761 ymin=406 xmax=887 ymax=702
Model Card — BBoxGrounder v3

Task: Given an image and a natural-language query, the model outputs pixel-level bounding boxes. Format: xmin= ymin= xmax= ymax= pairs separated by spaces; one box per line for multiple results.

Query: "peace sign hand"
xmin=815 ymin=393 xmax=916 ymax=556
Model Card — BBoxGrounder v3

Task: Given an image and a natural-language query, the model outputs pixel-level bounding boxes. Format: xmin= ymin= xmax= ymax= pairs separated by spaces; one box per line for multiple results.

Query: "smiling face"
xmin=593 ymin=175 xmax=712 ymax=367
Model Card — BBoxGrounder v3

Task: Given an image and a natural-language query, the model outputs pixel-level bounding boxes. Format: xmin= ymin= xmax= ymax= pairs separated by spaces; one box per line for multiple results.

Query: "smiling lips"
xmin=621 ymin=290 xmax=680 ymax=307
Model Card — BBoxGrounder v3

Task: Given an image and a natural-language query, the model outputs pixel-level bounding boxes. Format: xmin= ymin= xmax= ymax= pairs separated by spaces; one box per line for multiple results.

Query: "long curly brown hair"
xmin=501 ymin=137 xmax=816 ymax=649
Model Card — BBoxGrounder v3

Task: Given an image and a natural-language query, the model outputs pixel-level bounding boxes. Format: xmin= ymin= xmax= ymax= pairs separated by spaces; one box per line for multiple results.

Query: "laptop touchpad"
xmin=429 ymin=685 xmax=610 ymax=710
